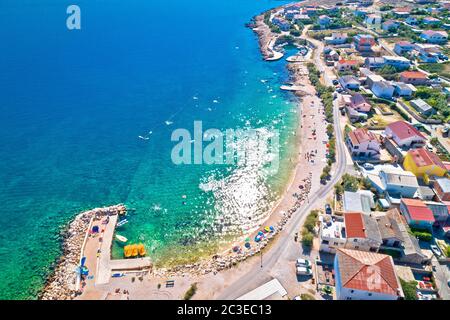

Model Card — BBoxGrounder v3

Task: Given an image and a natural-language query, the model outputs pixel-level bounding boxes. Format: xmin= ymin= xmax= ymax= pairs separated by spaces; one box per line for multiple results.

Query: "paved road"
xmin=431 ymin=258 xmax=450 ymax=300
xmin=218 ymin=30 xmax=347 ymax=300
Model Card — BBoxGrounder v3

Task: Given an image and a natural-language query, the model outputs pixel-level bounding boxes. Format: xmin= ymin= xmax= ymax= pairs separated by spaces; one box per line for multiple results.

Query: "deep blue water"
xmin=0 ymin=0 xmax=297 ymax=299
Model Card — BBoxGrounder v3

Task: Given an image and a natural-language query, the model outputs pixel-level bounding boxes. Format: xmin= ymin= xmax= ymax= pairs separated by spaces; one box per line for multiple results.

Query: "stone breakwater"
xmin=40 ymin=204 xmax=126 ymax=300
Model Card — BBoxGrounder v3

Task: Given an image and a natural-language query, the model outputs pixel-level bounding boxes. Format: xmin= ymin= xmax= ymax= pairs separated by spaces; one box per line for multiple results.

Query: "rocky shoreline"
xmin=39 ymin=205 xmax=126 ymax=300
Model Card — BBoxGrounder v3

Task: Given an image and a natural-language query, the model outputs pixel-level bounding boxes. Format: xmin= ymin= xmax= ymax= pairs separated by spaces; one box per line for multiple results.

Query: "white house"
xmin=392 ymin=82 xmax=416 ymax=98
xmin=346 ymin=128 xmax=381 ymax=159
xmin=343 ymin=212 xmax=382 ymax=252
xmin=318 ymin=15 xmax=332 ymax=28
xmin=420 ymin=30 xmax=448 ymax=44
xmin=319 ymin=215 xmax=347 ymax=253
xmin=365 ymin=14 xmax=382 ymax=29
xmin=382 ymin=56 xmax=411 ymax=70
xmin=382 ymin=20 xmax=400 ymax=32
xmin=334 ymin=248 xmax=404 ymax=300
xmin=325 ymin=32 xmax=348 ymax=45
xmin=372 ymin=81 xmax=395 ymax=100
xmin=272 ymin=16 xmax=291 ymax=31
xmin=394 ymin=41 xmax=415 ymax=55
xmin=384 ymin=120 xmax=426 ymax=149
xmin=379 ymin=170 xmax=419 ymax=198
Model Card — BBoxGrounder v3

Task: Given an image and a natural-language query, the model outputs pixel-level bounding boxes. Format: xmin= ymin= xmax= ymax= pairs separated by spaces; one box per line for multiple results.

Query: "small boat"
xmin=112 ymin=273 xmax=125 ymax=278
xmin=131 ymin=244 xmax=138 ymax=257
xmin=115 ymin=234 xmax=128 ymax=243
xmin=117 ymin=219 xmax=128 ymax=228
xmin=137 ymin=243 xmax=146 ymax=256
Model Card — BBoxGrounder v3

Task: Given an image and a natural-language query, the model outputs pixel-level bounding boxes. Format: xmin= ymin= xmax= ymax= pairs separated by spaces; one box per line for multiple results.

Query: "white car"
xmin=296 ymin=258 xmax=311 ymax=267
xmin=430 ymin=245 xmax=442 ymax=258
xmin=362 ymin=163 xmax=374 ymax=170
xmin=296 ymin=266 xmax=312 ymax=276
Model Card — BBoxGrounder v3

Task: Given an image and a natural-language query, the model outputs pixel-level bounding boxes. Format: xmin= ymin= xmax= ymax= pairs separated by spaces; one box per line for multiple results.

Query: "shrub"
xmin=411 ymin=230 xmax=432 ymax=242
xmin=400 ymin=278 xmax=418 ymax=300
xmin=301 ymin=231 xmax=314 ymax=247
xmin=300 ymin=293 xmax=315 ymax=300
xmin=304 ymin=210 xmax=319 ymax=233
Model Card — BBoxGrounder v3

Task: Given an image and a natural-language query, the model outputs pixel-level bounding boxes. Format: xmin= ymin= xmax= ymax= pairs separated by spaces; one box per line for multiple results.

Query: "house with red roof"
xmin=344 ymin=212 xmax=382 ymax=252
xmin=334 ymin=248 xmax=404 ymax=300
xmin=384 ymin=121 xmax=426 ymax=149
xmin=403 ymin=148 xmax=448 ymax=178
xmin=400 ymin=198 xmax=435 ymax=230
xmin=393 ymin=7 xmax=411 ymax=18
xmin=399 ymin=71 xmax=429 ymax=85
xmin=422 ymin=16 xmax=441 ymax=26
xmin=420 ymin=30 xmax=448 ymax=44
xmin=346 ymin=128 xmax=381 ymax=160
xmin=349 ymin=93 xmax=371 ymax=113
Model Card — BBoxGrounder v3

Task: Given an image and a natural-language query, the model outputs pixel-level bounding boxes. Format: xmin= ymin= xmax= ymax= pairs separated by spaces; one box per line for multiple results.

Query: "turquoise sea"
xmin=0 ymin=0 xmax=298 ymax=299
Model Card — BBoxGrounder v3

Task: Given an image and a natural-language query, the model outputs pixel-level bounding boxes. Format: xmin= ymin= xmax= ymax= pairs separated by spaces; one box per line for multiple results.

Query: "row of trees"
xmin=307 ymin=63 xmax=336 ymax=183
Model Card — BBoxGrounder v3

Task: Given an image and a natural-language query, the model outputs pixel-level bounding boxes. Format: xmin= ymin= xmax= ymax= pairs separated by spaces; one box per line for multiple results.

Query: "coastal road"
xmin=217 ymin=32 xmax=347 ymax=300
xmin=431 ymin=258 xmax=450 ymax=300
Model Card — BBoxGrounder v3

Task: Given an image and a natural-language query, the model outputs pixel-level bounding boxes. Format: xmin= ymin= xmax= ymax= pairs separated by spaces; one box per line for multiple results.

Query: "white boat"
xmin=115 ymin=235 xmax=128 ymax=243
xmin=117 ymin=219 xmax=128 ymax=227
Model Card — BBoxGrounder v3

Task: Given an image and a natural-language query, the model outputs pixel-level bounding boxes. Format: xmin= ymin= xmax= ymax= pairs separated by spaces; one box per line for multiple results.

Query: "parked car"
xmin=296 ymin=266 xmax=312 ymax=276
xmin=430 ymin=245 xmax=442 ymax=258
xmin=296 ymin=258 xmax=311 ymax=267
xmin=325 ymin=204 xmax=332 ymax=215
xmin=362 ymin=163 xmax=374 ymax=170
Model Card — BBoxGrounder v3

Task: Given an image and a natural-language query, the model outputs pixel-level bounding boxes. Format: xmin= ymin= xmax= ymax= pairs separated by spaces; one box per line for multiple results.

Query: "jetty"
xmin=280 ymin=85 xmax=305 ymax=91
xmin=286 ymin=55 xmax=305 ymax=63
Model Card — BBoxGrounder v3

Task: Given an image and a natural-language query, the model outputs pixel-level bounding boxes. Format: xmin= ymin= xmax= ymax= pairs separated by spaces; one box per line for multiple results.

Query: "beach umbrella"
xmin=245 ymin=237 xmax=250 ymax=242
xmin=233 ymin=246 xmax=240 ymax=252
xmin=264 ymin=226 xmax=270 ymax=233
xmin=270 ymin=226 xmax=275 ymax=233
xmin=245 ymin=242 xmax=251 ymax=249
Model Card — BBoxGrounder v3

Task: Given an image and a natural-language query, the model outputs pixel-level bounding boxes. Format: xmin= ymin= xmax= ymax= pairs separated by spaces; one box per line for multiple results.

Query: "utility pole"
xmin=260 ymin=250 xmax=263 ymax=268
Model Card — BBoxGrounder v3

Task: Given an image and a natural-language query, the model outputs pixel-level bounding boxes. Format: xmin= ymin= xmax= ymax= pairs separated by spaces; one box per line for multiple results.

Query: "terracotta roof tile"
xmin=344 ymin=212 xmax=366 ymax=238
xmin=400 ymin=71 xmax=428 ymax=79
xmin=401 ymin=198 xmax=435 ymax=222
xmin=407 ymin=148 xmax=446 ymax=170
xmin=386 ymin=121 xmax=425 ymax=140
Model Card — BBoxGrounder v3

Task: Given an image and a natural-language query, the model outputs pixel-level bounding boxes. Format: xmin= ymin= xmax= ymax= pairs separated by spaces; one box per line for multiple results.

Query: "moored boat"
xmin=117 ymin=219 xmax=128 ymax=227
xmin=115 ymin=234 xmax=128 ymax=243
